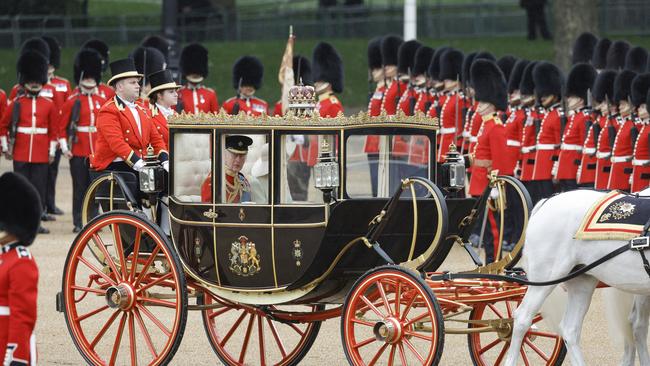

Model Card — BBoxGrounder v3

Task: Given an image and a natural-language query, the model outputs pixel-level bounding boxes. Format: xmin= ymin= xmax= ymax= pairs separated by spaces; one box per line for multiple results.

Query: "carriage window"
xmin=220 ymin=134 xmax=269 ymax=204
xmin=280 ymin=134 xmax=339 ymax=204
xmin=346 ymin=135 xmax=431 ymax=198
xmin=172 ymin=133 xmax=212 ymax=203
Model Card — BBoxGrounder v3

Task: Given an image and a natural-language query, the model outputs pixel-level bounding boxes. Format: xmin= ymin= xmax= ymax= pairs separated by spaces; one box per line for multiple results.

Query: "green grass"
xmin=88 ymin=0 xmax=161 ymax=16
xmin=2 ymin=35 xmax=649 ymax=108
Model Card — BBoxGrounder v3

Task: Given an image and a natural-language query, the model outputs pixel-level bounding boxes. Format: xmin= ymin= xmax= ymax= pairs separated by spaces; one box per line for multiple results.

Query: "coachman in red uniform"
xmin=81 ymin=39 xmax=114 ymax=100
xmin=0 ymin=172 xmax=41 ymax=366
xmin=223 ymin=56 xmax=268 ymax=116
xmin=379 ymin=35 xmax=404 ymax=116
xmin=59 ymin=49 xmax=106 ymax=232
xmin=312 ymin=42 xmax=344 ymax=118
xmin=607 ymin=70 xmax=638 ymax=191
xmin=178 ymin=43 xmax=219 ymax=114
xmin=631 ymin=82 xmax=650 ymax=192
xmin=556 ymin=63 xmax=597 ymax=191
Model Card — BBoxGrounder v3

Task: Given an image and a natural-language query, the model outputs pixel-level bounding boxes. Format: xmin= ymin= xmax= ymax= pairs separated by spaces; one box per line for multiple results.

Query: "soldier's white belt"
xmin=611 ymin=155 xmax=632 ymax=163
xmin=439 ymin=127 xmax=457 ymax=135
xmin=462 ymin=131 xmax=470 ymax=138
xmin=560 ymin=143 xmax=582 ymax=151
xmin=633 ymin=159 xmax=650 ymax=166
xmin=536 ymin=144 xmax=559 ymax=150
xmin=506 ymin=139 xmax=521 ymax=147
xmin=521 ymin=146 xmax=536 ymax=153
xmin=469 ymin=136 xmax=478 ymax=143
xmin=76 ymin=126 xmax=97 ymax=133
xmin=0 ymin=306 xmax=9 ymax=316
xmin=583 ymin=147 xmax=596 ymax=154
xmin=16 ymin=127 xmax=47 ymax=135
xmin=596 ymin=152 xmax=611 ymax=159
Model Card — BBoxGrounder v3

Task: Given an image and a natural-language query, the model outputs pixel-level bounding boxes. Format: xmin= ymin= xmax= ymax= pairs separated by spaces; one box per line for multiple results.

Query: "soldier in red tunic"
xmin=273 ymin=56 xmax=312 ymax=116
xmin=503 ymin=59 xmax=530 ymax=177
xmin=379 ymin=35 xmax=404 ymax=116
xmin=410 ymin=46 xmax=435 ymax=115
xmin=460 ymin=51 xmax=478 ymax=154
xmin=395 ymin=40 xmax=422 ymax=116
xmin=607 ymin=70 xmax=638 ymax=191
xmin=436 ymin=48 xmax=467 ymax=162
xmin=631 ymin=83 xmax=650 ymax=192
xmin=594 ymin=74 xmax=619 ymax=190
xmin=81 ymin=39 xmax=114 ymax=100
xmin=312 ymin=42 xmax=344 ymax=118
xmin=517 ymin=62 xmax=539 ymax=193
xmin=425 ymin=46 xmax=449 ymax=119
xmin=0 ymin=51 xmax=60 ymax=234
xmin=462 ymin=52 xmax=496 ymax=157
xmin=177 ymin=43 xmax=219 ymax=114
xmin=148 ymin=69 xmax=180 ymax=150
xmin=0 ymin=89 xmax=6 ymax=125
xmin=59 ymin=49 xmax=106 ymax=233
xmin=223 ymin=56 xmax=268 ymax=116
xmin=0 ymin=172 xmax=41 ymax=366
xmin=555 ymin=63 xmax=596 ymax=192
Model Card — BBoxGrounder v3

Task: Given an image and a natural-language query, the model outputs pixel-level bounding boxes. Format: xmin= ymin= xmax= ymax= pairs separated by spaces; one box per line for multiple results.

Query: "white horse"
xmin=505 ymin=188 xmax=650 ymax=366
xmin=603 ymin=289 xmax=650 ymax=366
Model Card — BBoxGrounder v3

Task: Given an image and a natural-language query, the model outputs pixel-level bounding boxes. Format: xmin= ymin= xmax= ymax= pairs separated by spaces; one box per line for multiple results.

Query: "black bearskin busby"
xmin=0 ymin=172 xmax=42 ymax=246
xmin=462 ymin=51 xmax=478 ymax=86
xmin=508 ymin=59 xmax=530 ymax=94
xmin=312 ymin=42 xmax=344 ymax=93
xmin=625 ymin=47 xmax=649 ymax=74
xmin=533 ymin=62 xmax=563 ymax=100
xmin=397 ymin=40 xmax=422 ymax=76
xmin=20 ymin=37 xmax=50 ymax=61
xmin=572 ymin=32 xmax=598 ymax=65
xmin=519 ymin=61 xmax=538 ymax=96
xmin=606 ymin=40 xmax=631 ymax=70
xmin=180 ymin=43 xmax=209 ymax=78
xmin=497 ymin=55 xmax=518 ymax=83
xmin=82 ymin=39 xmax=110 ymax=72
xmin=428 ymin=46 xmax=449 ymax=81
xmin=613 ymin=70 xmax=637 ymax=104
xmin=380 ymin=35 xmax=403 ymax=67
xmin=471 ymin=59 xmax=507 ymax=111
xmin=592 ymin=70 xmax=617 ymax=103
xmin=41 ymin=35 xmax=61 ymax=69
xmin=439 ymin=48 xmax=464 ymax=81
xmin=413 ymin=46 xmax=434 ymax=77
xmin=130 ymin=46 xmax=166 ymax=81
xmin=367 ymin=37 xmax=383 ymax=70
xmin=74 ymin=48 xmax=103 ymax=85
xmin=565 ymin=63 xmax=597 ymax=102
xmin=591 ymin=38 xmax=611 ymax=70
xmin=293 ymin=55 xmax=312 ymax=85
xmin=474 ymin=51 xmax=496 ymax=63
xmin=17 ymin=50 xmax=48 ymax=85
xmin=141 ymin=35 xmax=170 ymax=61
xmin=232 ymin=55 xmax=264 ymax=90
xmin=631 ymin=73 xmax=650 ymax=107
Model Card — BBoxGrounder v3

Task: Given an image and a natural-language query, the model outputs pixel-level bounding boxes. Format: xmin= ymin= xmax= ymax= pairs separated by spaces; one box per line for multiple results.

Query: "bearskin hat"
xmin=533 ymin=62 xmax=563 ymax=100
xmin=232 ymin=55 xmax=264 ymax=90
xmin=0 ymin=172 xmax=42 ymax=246
xmin=439 ymin=48 xmax=464 ymax=81
xmin=519 ymin=61 xmax=538 ymax=96
xmin=572 ymin=32 xmax=598 ymax=65
xmin=471 ymin=59 xmax=507 ymax=111
xmin=130 ymin=46 xmax=166 ymax=81
xmin=462 ymin=51 xmax=477 ymax=86
xmin=17 ymin=50 xmax=48 ymax=85
xmin=592 ymin=70 xmax=617 ymax=103
xmin=565 ymin=63 xmax=597 ymax=101
xmin=631 ymin=73 xmax=650 ymax=107
xmin=474 ymin=51 xmax=496 ymax=62
xmin=74 ymin=48 xmax=103 ymax=85
xmin=312 ymin=42 xmax=344 ymax=93
xmin=293 ymin=55 xmax=312 ymax=85
xmin=380 ymin=35 xmax=403 ymax=67
xmin=613 ymin=70 xmax=637 ymax=104
xmin=20 ymin=37 xmax=50 ymax=60
xmin=141 ymin=35 xmax=170 ymax=61
xmin=367 ymin=37 xmax=383 ymax=70
xmin=413 ymin=46 xmax=434 ymax=77
xmin=180 ymin=43 xmax=209 ymax=78
xmin=625 ymin=47 xmax=649 ymax=74
xmin=82 ymin=39 xmax=110 ymax=72
xmin=397 ymin=40 xmax=422 ymax=75
xmin=591 ymin=38 xmax=611 ymax=70
xmin=497 ymin=55 xmax=518 ymax=83
xmin=428 ymin=46 xmax=449 ymax=81
xmin=508 ymin=59 xmax=530 ymax=94
xmin=41 ymin=35 xmax=61 ymax=69
xmin=606 ymin=40 xmax=631 ymax=70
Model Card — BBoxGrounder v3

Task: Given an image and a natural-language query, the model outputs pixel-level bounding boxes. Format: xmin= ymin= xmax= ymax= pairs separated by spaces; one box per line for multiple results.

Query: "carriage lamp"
xmin=139 ymin=145 xmax=165 ymax=194
xmin=314 ymin=138 xmax=339 ymax=202
xmin=440 ymin=143 xmax=466 ymax=192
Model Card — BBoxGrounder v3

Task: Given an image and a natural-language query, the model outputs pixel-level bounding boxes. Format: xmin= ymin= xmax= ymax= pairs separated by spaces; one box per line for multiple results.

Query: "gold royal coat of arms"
xmin=229 ymin=236 xmax=261 ymax=276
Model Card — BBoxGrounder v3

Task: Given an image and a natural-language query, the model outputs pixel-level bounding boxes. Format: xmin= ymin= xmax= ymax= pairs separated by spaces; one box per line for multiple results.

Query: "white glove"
xmin=551 ymin=161 xmax=559 ymax=178
xmin=58 ymin=138 xmax=70 ymax=154
xmin=162 ymin=160 xmax=169 ymax=172
xmin=490 ymin=187 xmax=499 ymax=199
xmin=132 ymin=159 xmax=145 ymax=172
xmin=49 ymin=140 xmax=58 ymax=157
xmin=629 ymin=175 xmax=633 ymax=185
xmin=0 ymin=136 xmax=7 ymax=152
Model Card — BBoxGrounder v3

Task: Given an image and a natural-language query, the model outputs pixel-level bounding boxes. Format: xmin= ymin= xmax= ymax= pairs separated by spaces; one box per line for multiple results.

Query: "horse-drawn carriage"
xmin=57 ymin=107 xmax=565 ymax=365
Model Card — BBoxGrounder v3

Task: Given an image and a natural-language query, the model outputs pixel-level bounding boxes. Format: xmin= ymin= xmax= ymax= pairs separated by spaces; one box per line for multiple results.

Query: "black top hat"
xmin=413 ymin=46 xmax=435 ymax=77
xmin=107 ymin=58 xmax=143 ymax=86
xmin=439 ymin=48 xmax=464 ymax=81
xmin=41 ymin=35 xmax=61 ymax=69
xmin=565 ymin=62 xmax=597 ymax=102
xmin=606 ymin=40 xmax=631 ymax=70
xmin=17 ymin=50 xmax=48 ymax=85
xmin=367 ymin=37 xmax=383 ymax=70
xmin=180 ymin=43 xmax=209 ymax=79
xmin=147 ymin=69 xmax=180 ymax=97
xmin=461 ymin=51 xmax=477 ymax=86
xmin=20 ymin=38 xmax=50 ymax=61
xmin=130 ymin=46 xmax=166 ymax=82
xmin=74 ymin=48 xmax=103 ymax=85
xmin=312 ymin=42 xmax=344 ymax=93
xmin=625 ymin=47 xmax=649 ymax=74
xmin=0 ymin=172 xmax=42 ymax=246
xmin=592 ymin=70 xmax=617 ymax=103
xmin=497 ymin=55 xmax=518 ymax=83
xmin=232 ymin=56 xmax=264 ymax=90
xmin=397 ymin=40 xmax=422 ymax=75
xmin=141 ymin=35 xmax=170 ymax=61
xmin=380 ymin=35 xmax=403 ymax=67
xmin=533 ymin=62 xmax=563 ymax=100
xmin=293 ymin=55 xmax=312 ymax=85
xmin=631 ymin=73 xmax=650 ymax=107
xmin=519 ymin=61 xmax=538 ymax=96
xmin=613 ymin=70 xmax=637 ymax=104
xmin=226 ymin=135 xmax=253 ymax=154
xmin=572 ymin=32 xmax=598 ymax=65
xmin=508 ymin=59 xmax=529 ymax=94
xmin=591 ymin=38 xmax=611 ymax=69
xmin=428 ymin=46 xmax=449 ymax=81
xmin=82 ymin=39 xmax=110 ymax=72
xmin=471 ymin=59 xmax=507 ymax=111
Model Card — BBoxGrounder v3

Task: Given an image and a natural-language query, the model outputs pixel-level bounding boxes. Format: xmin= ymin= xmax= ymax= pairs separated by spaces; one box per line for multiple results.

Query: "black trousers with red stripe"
xmin=13 ymin=161 xmax=48 ymax=213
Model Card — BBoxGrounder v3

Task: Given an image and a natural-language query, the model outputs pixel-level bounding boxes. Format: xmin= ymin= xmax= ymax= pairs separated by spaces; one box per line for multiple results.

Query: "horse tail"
xmin=603 ymin=288 xmax=634 ymax=347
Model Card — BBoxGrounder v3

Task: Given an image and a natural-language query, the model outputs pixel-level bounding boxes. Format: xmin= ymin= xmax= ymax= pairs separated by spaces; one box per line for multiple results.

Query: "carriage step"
xmin=56 ymin=292 xmax=63 ymax=313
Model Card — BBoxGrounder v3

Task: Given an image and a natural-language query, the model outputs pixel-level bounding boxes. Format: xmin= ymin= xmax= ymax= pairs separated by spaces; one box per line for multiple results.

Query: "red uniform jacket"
xmin=504 ymin=107 xmax=525 ymax=175
xmin=0 ymin=89 xmax=6 ymax=122
xmin=272 ymin=101 xmax=283 ymax=116
xmin=382 ymin=79 xmax=407 ymax=116
xmin=0 ymin=243 xmax=38 ymax=366
xmin=469 ymin=114 xmax=508 ymax=196
xmin=149 ymin=105 xmax=170 ymax=150
xmin=532 ymin=105 xmax=562 ymax=181
xmin=608 ymin=116 xmax=635 ymax=190
xmin=595 ymin=116 xmax=618 ymax=190
xmin=632 ymin=123 xmax=650 ymax=192
xmin=415 ymin=89 xmax=434 ymax=115
xmin=178 ymin=85 xmax=219 ymax=114
xmin=0 ymin=95 xmax=59 ymax=163
xmin=97 ymin=83 xmax=115 ymax=101
xmin=557 ymin=109 xmax=589 ymax=180
xmin=59 ymin=91 xmax=105 ymax=157
xmin=577 ymin=113 xmax=604 ymax=185
xmin=519 ymin=108 xmax=537 ymax=182
xmin=436 ymin=92 xmax=466 ymax=162
xmin=317 ymin=93 xmax=343 ymax=118
xmin=397 ymin=87 xmax=419 ymax=116
xmin=90 ymin=96 xmax=168 ymax=170
xmin=364 ymin=85 xmax=387 ymax=154
xmin=11 ymin=77 xmax=69 ymax=111
xmin=222 ymin=96 xmax=268 ymax=116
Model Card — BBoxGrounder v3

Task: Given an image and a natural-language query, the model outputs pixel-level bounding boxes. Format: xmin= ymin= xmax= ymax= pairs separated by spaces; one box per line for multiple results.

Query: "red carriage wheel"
xmin=200 ymin=291 xmax=323 ymax=366
xmin=62 ymin=211 xmax=188 ymax=365
xmin=341 ymin=265 xmax=445 ymax=366
xmin=467 ymin=297 xmax=566 ymax=365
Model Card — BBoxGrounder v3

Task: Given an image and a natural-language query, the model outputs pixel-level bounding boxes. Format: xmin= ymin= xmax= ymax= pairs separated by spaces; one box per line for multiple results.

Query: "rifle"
xmin=7 ymin=100 xmax=20 ymax=158
xmin=407 ymin=68 xmax=416 ymax=115
xmin=231 ymin=77 xmax=243 ymax=115
xmin=584 ymin=88 xmax=593 ymax=137
xmin=67 ymin=98 xmax=81 ymax=151
xmin=175 ymin=71 xmax=184 ymax=113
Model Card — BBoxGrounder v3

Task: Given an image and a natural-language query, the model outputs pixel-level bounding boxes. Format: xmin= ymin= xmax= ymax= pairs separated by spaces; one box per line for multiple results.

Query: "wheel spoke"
xmin=111 ymin=223 xmax=128 ymax=280
xmin=71 ymin=285 xmax=107 ymax=296
xmin=287 ymin=322 xmax=306 ymax=337
xmin=388 ymin=345 xmax=396 ymax=366
xmin=129 ymin=228 xmax=142 ymax=282
xmin=92 ymin=233 xmax=122 ymax=282
xmin=395 ymin=282 xmax=402 ymax=317
xmin=403 ymin=337 xmax=425 ymax=363
xmin=76 ymin=305 xmax=110 ymax=322
xmin=137 ymin=296 xmax=177 ymax=309
xmin=108 ymin=313 xmax=127 ymax=366
xmin=352 ymin=336 xmax=376 ymax=349
xmin=220 ymin=311 xmax=248 ymax=347
xmin=360 ymin=295 xmax=386 ymax=319
xmin=368 ymin=343 xmax=389 ymax=366
xmin=133 ymin=246 xmax=161 ymax=288
xmin=520 ymin=345 xmax=531 ymax=366
xmin=134 ymin=308 xmax=158 ymax=358
xmin=128 ymin=312 xmax=137 ymax=366
xmin=238 ymin=314 xmax=255 ymax=363
xmin=350 ymin=317 xmax=375 ymax=327
xmin=78 ymin=255 xmax=117 ymax=286
xmin=487 ymin=303 xmax=505 ymax=319
xmin=405 ymin=311 xmax=431 ymax=327
xmin=137 ymin=304 xmax=171 ymax=337
xmin=208 ymin=306 xmax=232 ymax=320
xmin=527 ymin=330 xmax=559 ymax=339
xmin=376 ymin=280 xmax=392 ymax=316
xmin=90 ymin=310 xmax=120 ymax=348
xmin=266 ymin=317 xmax=288 ymax=357
xmin=403 ymin=330 xmax=433 ymax=341
xmin=397 ymin=343 xmax=408 ymax=366
xmin=478 ymin=337 xmax=502 ymax=355
xmin=524 ymin=337 xmax=550 ymax=361
xmin=400 ymin=292 xmax=420 ymax=322
xmin=494 ymin=342 xmax=509 ymax=365
xmin=136 ymin=273 xmax=174 ymax=294
xmin=506 ymin=300 xmax=514 ymax=318
xmin=257 ymin=316 xmax=266 ymax=366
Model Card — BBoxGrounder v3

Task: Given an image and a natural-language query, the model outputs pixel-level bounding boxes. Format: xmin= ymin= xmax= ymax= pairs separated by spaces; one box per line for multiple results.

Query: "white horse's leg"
xmin=631 ymin=295 xmax=650 ymax=366
xmin=604 ymin=288 xmax=635 ymax=366
xmin=504 ymin=285 xmax=557 ymax=366
xmin=559 ymin=275 xmax=599 ymax=366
